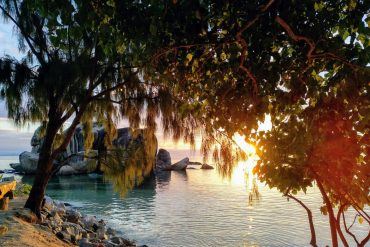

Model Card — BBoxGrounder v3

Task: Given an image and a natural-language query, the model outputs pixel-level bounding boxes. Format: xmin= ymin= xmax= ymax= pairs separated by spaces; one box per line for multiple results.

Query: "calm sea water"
xmin=0 ymin=154 xmax=368 ymax=247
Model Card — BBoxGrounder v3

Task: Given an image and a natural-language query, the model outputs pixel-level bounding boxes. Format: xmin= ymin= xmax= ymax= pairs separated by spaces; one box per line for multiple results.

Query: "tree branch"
xmin=275 ymin=16 xmax=360 ymax=71
xmin=95 ymin=95 xmax=159 ymax=104
xmin=236 ymin=0 xmax=276 ymax=37
xmin=285 ymin=192 xmax=317 ymax=247
xmin=336 ymin=204 xmax=350 ymax=247
xmin=0 ymin=2 xmax=46 ymax=65
xmin=235 ymin=0 xmax=276 ymax=95
xmin=60 ymin=106 xmax=75 ymax=123
xmin=342 ymin=210 xmax=360 ymax=246
xmin=52 ymin=104 xmax=87 ymax=157
xmin=275 ymin=16 xmax=315 ymax=58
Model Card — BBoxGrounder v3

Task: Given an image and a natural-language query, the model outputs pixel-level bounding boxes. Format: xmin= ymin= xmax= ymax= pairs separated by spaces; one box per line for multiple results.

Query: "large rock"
xmin=30 ymin=126 xmax=43 ymax=153
xmin=13 ymin=125 xmax=158 ymax=176
xmin=155 ymin=149 xmax=171 ymax=171
xmin=81 ymin=215 xmax=98 ymax=230
xmin=170 ymin=157 xmax=189 ymax=170
xmin=43 ymin=196 xmax=55 ymax=211
xmin=57 ymin=165 xmax=77 ymax=176
xmin=65 ymin=209 xmax=82 ymax=224
xmin=11 ymin=151 xmax=39 ymax=174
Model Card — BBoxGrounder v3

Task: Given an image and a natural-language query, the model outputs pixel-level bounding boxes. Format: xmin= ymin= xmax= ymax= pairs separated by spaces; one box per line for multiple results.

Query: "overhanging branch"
xmin=285 ymin=192 xmax=317 ymax=247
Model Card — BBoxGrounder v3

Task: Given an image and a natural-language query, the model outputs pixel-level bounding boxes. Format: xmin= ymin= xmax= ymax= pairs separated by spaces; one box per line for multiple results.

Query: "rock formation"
xmin=38 ymin=196 xmax=137 ymax=246
xmin=155 ymin=149 xmax=172 ymax=171
xmin=170 ymin=158 xmax=189 ymax=170
xmin=155 ymin=149 xmax=189 ymax=171
xmin=11 ymin=124 xmax=157 ymax=176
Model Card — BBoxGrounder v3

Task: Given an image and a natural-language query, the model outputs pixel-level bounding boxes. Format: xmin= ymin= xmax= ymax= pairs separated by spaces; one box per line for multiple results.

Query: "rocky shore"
xmin=40 ymin=196 xmax=143 ymax=247
xmin=0 ymin=196 xmax=143 ymax=247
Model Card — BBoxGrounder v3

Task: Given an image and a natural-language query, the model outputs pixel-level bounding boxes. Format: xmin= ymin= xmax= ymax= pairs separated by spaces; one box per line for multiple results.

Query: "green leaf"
xmin=348 ymin=0 xmax=357 ymax=10
xmin=220 ymin=52 xmax=227 ymax=61
xmin=186 ymin=53 xmax=193 ymax=62
xmin=314 ymin=2 xmax=324 ymax=11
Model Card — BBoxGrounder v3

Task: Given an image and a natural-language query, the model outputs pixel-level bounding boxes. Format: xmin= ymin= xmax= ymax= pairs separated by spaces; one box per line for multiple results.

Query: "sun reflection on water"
xmin=229 ymin=133 xmax=262 ymax=207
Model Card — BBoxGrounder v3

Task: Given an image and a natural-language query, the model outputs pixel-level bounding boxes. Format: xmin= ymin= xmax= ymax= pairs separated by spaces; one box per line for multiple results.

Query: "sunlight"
xmin=231 ymin=160 xmax=255 ymax=186
xmin=233 ymin=133 xmax=256 ymax=157
xmin=231 ymin=133 xmax=260 ymax=195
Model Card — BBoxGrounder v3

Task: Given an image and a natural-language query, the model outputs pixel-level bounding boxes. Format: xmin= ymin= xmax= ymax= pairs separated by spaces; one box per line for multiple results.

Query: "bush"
xmin=14 ymin=183 xmax=32 ymax=196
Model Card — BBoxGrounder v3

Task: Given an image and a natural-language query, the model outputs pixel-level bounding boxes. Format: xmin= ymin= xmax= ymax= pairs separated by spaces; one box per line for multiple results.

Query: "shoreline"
xmin=0 ymin=196 xmax=142 ymax=247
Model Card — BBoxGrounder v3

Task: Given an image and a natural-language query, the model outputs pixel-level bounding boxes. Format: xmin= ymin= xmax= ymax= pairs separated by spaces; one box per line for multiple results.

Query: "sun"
xmin=232 ymin=133 xmax=256 ymax=157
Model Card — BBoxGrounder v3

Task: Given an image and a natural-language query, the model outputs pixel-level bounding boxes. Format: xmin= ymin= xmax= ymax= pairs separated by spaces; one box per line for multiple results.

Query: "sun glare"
xmin=230 ymin=133 xmax=260 ymax=186
xmin=233 ymin=133 xmax=256 ymax=157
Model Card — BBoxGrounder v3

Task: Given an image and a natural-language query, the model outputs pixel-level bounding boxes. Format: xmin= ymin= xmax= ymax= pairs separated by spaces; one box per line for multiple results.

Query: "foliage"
xmin=100 ymin=129 xmax=158 ymax=196
xmin=0 ymin=0 xmax=192 ymax=214
xmin=14 ymin=182 xmax=32 ymax=196
xmin=0 ymin=0 xmax=369 ymax=245
xmin=149 ymin=0 xmax=370 ymax=246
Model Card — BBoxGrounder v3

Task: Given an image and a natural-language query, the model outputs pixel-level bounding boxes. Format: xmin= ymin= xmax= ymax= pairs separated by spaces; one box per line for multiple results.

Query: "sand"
xmin=0 ymin=197 xmax=72 ymax=247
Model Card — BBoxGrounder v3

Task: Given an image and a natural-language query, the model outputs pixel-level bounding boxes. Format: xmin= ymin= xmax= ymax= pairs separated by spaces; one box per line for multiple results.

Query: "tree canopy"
xmin=148 ymin=1 xmax=369 ymax=246
xmin=0 ymin=0 xmax=188 ymax=216
xmin=0 ymin=0 xmax=369 ymax=246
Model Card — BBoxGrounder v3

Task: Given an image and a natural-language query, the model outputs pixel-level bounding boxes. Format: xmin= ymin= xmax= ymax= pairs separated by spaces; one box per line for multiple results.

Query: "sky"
xmin=0 ymin=21 xmax=21 ymax=59
xmin=0 ymin=21 xmax=27 ymax=155
xmin=0 ymin=21 xmax=203 ymax=157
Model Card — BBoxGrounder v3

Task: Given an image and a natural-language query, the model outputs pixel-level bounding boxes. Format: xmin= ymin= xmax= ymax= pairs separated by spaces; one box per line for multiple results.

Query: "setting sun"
xmin=232 ymin=133 xmax=256 ymax=157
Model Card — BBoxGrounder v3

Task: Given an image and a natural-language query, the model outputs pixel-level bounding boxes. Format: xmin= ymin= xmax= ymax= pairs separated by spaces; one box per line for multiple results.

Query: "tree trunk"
xmin=286 ymin=193 xmax=317 ymax=247
xmin=315 ymin=177 xmax=339 ymax=247
xmin=23 ymin=158 xmax=53 ymax=218
xmin=24 ymin=118 xmax=60 ymax=218
xmin=336 ymin=205 xmax=349 ymax=247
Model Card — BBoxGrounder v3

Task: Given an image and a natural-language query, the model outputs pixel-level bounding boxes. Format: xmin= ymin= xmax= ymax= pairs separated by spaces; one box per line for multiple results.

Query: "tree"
xmin=0 ymin=0 xmax=170 ymax=217
xmin=149 ymin=0 xmax=370 ymax=246
xmin=0 ymin=1 xmax=369 ymax=245
xmin=253 ymin=94 xmax=369 ymax=247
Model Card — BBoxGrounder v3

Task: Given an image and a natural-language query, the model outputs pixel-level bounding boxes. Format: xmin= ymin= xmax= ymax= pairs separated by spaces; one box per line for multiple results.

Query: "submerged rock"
xmin=189 ymin=161 xmax=202 ymax=166
xmin=200 ymin=163 xmax=214 ymax=169
xmin=170 ymin=157 xmax=189 ymax=170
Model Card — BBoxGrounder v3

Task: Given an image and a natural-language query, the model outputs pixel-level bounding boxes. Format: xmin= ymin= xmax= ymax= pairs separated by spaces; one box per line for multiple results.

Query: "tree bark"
xmin=24 ymin=117 xmax=60 ymax=218
xmin=24 ymin=103 xmax=86 ymax=218
xmin=315 ymin=177 xmax=339 ymax=247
